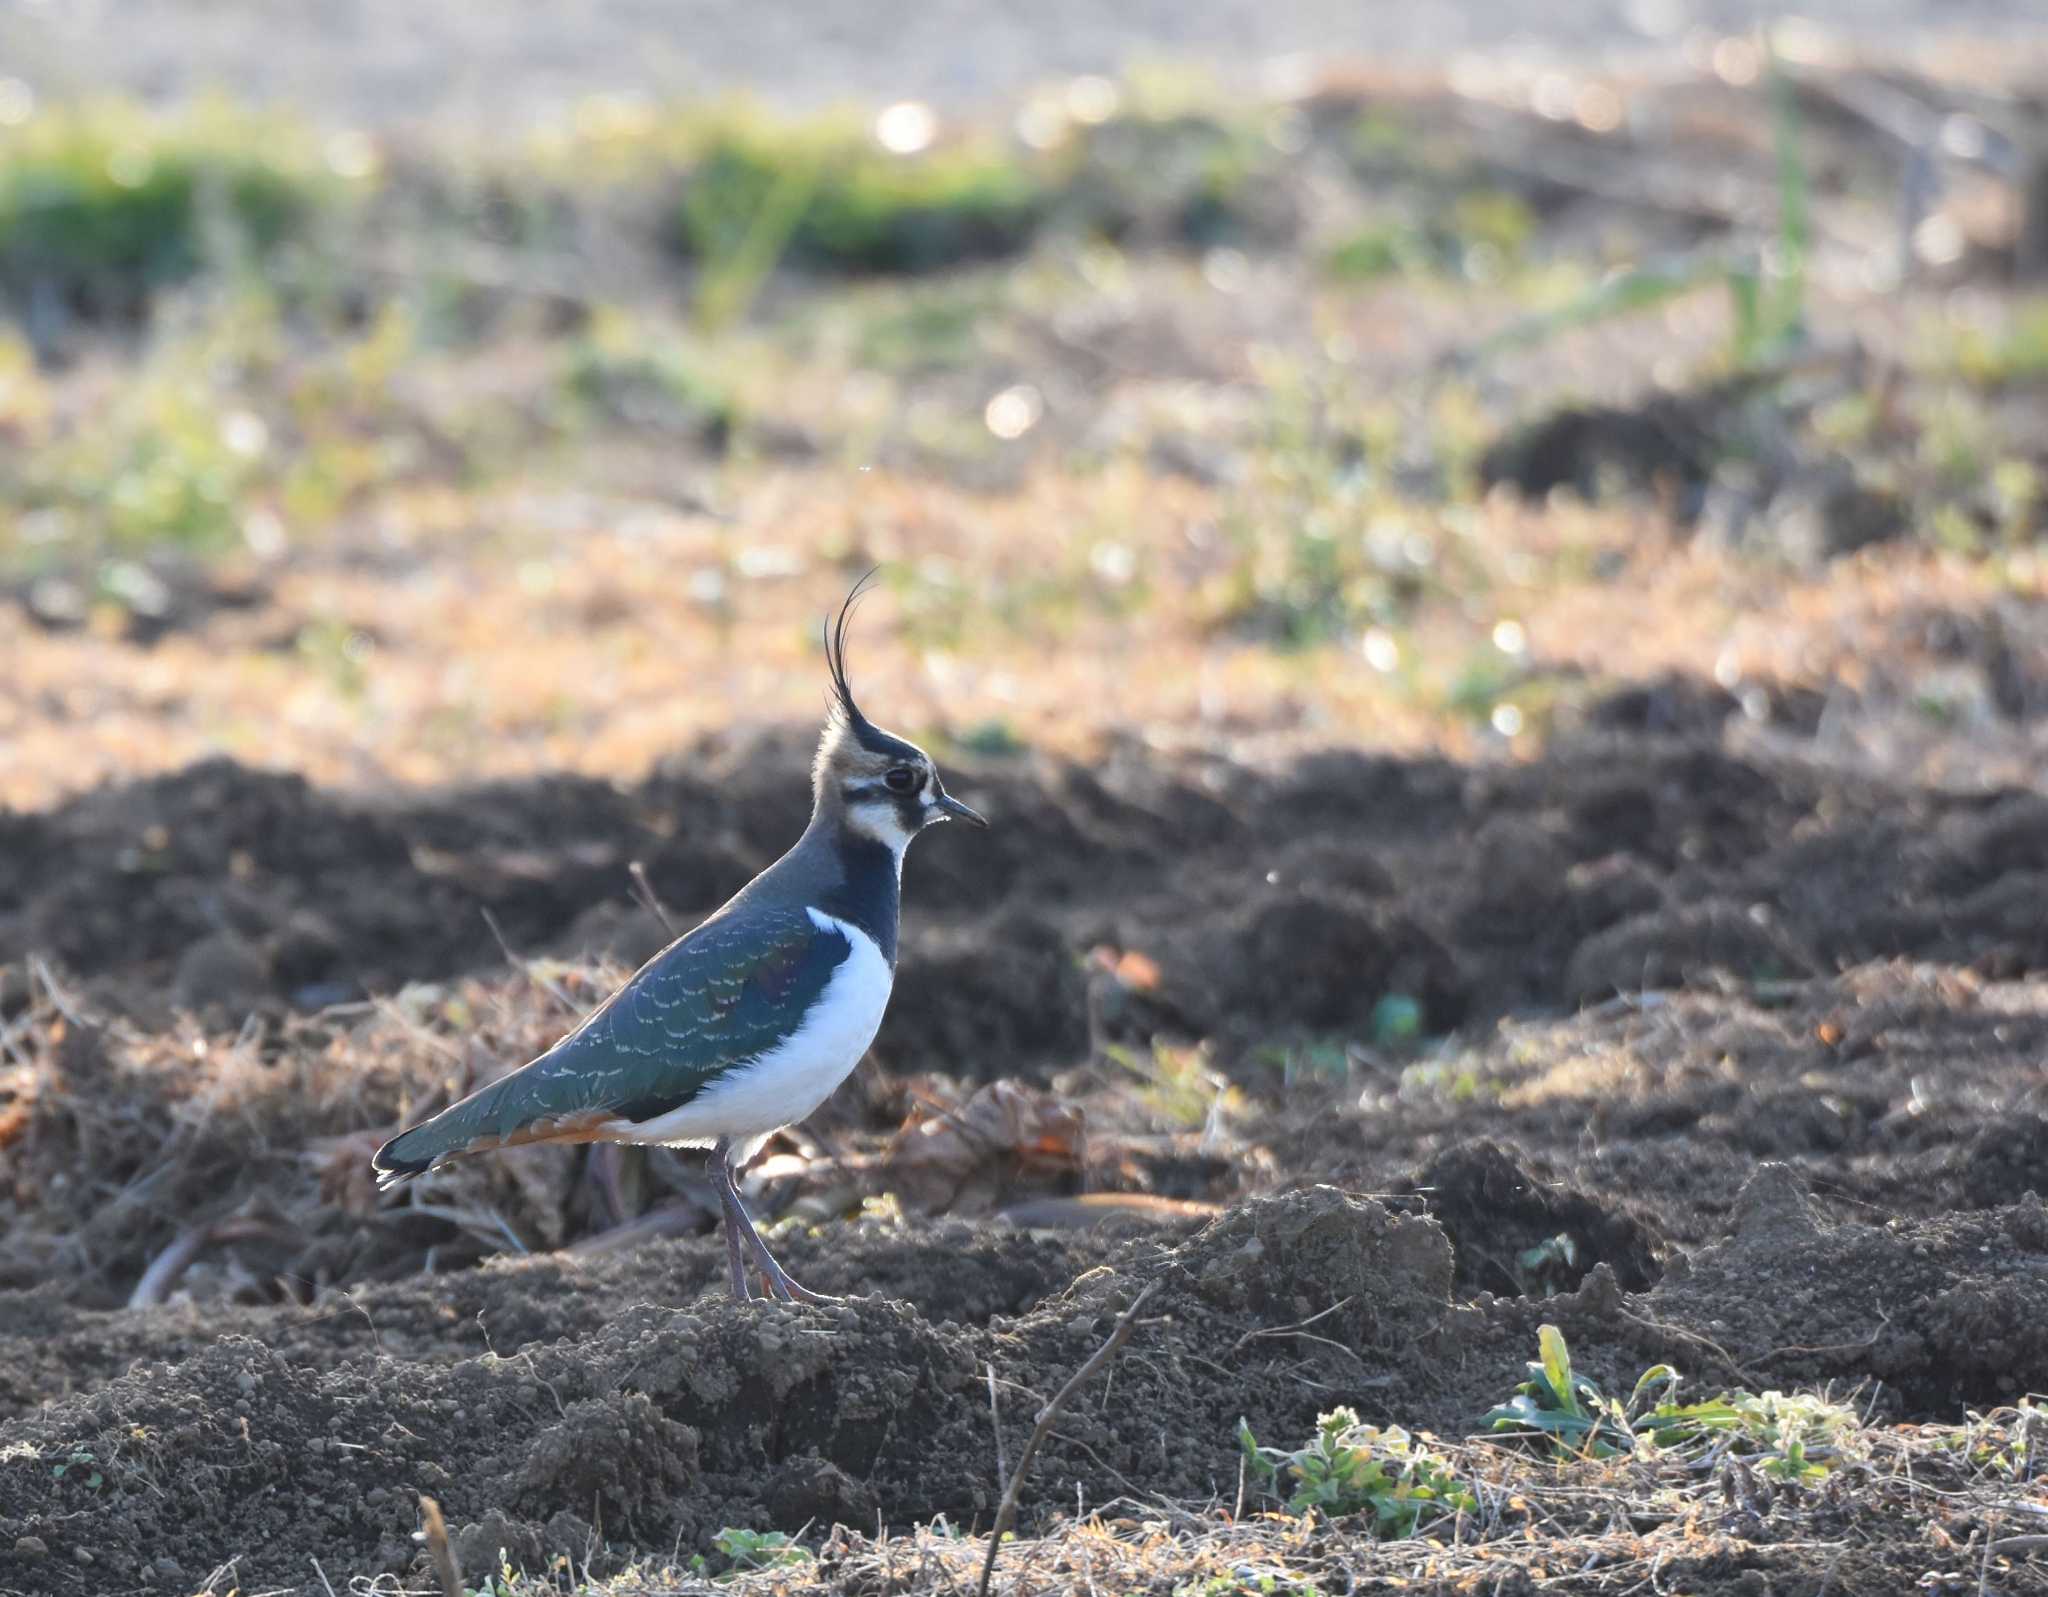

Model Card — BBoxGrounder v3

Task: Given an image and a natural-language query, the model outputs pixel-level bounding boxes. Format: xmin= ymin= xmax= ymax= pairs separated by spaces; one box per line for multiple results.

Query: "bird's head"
xmin=811 ymin=573 xmax=987 ymax=853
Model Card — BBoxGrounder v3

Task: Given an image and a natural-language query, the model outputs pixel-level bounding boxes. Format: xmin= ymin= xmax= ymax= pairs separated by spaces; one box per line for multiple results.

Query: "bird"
xmin=372 ymin=574 xmax=986 ymax=1303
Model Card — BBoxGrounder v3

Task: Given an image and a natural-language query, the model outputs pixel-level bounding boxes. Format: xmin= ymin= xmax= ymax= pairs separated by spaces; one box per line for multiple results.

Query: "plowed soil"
xmin=4 ymin=702 xmax=2048 ymax=1594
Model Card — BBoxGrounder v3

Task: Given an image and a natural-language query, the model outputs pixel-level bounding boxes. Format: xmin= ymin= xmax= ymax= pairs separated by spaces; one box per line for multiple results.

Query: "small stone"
xmin=14 ymin=1536 xmax=47 ymax=1559
xmin=236 ymin=1371 xmax=256 ymax=1395
xmin=74 ymin=1547 xmax=94 ymax=1565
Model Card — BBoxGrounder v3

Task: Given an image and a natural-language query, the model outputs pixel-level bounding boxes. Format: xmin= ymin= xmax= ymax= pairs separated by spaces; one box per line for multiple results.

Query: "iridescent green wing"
xmin=375 ymin=903 xmax=849 ymax=1178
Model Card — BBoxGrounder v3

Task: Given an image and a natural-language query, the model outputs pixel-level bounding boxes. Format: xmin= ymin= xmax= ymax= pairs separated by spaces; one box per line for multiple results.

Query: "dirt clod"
xmin=1407 ymin=1140 xmax=1663 ymax=1298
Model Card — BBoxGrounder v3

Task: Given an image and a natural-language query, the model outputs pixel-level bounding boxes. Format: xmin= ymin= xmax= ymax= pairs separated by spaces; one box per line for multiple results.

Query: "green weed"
xmin=1458 ymin=34 xmax=1812 ymax=377
xmin=1515 ymin=1233 xmax=1580 ymax=1294
xmin=1486 ymin=1324 xmax=1859 ymax=1480
xmin=1485 ymin=1323 xmax=1637 ymax=1458
xmin=674 ymin=116 xmax=1044 ymax=280
xmin=1637 ymin=1387 xmax=1859 ymax=1483
xmin=50 ymin=1448 xmax=103 ymax=1492
xmin=0 ymin=99 xmax=343 ymax=306
xmin=1106 ymin=1040 xmax=1236 ymax=1130
xmin=1948 ymin=299 xmax=2048 ymax=387
xmin=700 ymin=1526 xmax=811 ymax=1575
xmin=1238 ymin=1407 xmax=1476 ymax=1535
xmin=1325 ymin=191 xmax=1535 ymax=285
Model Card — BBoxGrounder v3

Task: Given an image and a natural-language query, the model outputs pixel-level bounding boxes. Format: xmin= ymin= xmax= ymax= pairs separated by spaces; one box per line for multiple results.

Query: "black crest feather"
xmin=823 ymin=568 xmax=880 ymax=728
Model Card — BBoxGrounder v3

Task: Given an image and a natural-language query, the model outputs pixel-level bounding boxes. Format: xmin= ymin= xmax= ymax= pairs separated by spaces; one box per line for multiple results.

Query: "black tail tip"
xmin=370 ymin=1134 xmax=432 ymax=1191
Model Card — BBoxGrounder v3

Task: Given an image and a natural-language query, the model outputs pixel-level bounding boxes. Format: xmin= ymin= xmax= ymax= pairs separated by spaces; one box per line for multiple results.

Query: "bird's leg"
xmin=592 ymin=1144 xmax=630 ymax=1226
xmin=709 ymin=1139 xmax=754 ymax=1301
xmin=716 ymin=1142 xmax=839 ymax=1306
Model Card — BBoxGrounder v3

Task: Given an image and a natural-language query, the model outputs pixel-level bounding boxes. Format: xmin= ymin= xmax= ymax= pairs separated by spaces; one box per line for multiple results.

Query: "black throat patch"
xmin=815 ymin=831 xmax=902 ymax=965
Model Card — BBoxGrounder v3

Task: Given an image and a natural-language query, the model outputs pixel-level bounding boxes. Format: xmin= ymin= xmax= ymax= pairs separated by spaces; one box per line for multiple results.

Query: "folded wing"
xmin=372 ymin=902 xmax=850 ymax=1185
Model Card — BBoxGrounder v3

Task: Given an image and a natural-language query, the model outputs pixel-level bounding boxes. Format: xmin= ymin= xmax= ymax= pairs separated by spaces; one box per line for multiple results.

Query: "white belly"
xmin=604 ymin=908 xmax=893 ymax=1151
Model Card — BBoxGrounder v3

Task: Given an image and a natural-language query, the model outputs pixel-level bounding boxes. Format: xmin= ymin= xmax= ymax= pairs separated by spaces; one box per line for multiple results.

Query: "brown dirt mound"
xmin=1401 ymin=1139 xmax=1664 ymax=1298
xmin=5 ymin=724 xmax=2044 ymax=1071
xmin=4 ymin=1178 xmax=2043 ymax=1593
xmin=0 ymin=1191 xmax=1462 ymax=1592
xmin=1264 ymin=963 xmax=2048 ymax=1256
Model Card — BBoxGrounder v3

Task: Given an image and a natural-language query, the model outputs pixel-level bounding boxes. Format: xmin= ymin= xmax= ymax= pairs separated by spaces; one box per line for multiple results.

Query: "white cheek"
xmin=847 ymin=799 xmax=916 ymax=856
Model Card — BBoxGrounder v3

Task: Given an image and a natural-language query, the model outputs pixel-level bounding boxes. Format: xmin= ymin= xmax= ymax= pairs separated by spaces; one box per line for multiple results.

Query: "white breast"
xmin=605 ymin=907 xmax=893 ymax=1154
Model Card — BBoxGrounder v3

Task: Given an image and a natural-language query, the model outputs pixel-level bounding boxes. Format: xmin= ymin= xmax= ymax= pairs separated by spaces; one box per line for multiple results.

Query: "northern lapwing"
xmin=372 ymin=575 xmax=986 ymax=1302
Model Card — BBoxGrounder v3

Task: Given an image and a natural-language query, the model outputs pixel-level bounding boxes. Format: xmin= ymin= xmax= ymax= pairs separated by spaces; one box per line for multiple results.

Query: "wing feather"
xmin=373 ymin=903 xmax=849 ymax=1184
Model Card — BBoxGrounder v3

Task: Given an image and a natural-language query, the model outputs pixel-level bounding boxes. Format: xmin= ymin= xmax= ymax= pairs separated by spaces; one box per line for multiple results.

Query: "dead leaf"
xmin=885 ymin=1079 xmax=1085 ymax=1214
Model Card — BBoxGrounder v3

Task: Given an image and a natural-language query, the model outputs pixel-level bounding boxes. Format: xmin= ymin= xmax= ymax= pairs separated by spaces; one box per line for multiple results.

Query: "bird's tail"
xmin=372 ymin=1065 xmax=614 ymax=1191
xmin=371 ymin=1117 xmax=454 ymax=1190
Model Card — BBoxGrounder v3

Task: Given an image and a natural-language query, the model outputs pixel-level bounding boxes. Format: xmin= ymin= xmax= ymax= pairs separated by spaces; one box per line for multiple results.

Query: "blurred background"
xmin=2 ymin=1 xmax=2046 ymax=813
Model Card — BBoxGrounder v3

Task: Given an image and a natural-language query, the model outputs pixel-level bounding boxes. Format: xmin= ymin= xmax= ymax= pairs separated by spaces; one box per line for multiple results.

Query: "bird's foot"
xmin=758 ymin=1267 xmax=840 ymax=1306
xmin=752 ymin=1249 xmax=841 ymax=1305
xmin=744 ymin=1229 xmax=839 ymax=1306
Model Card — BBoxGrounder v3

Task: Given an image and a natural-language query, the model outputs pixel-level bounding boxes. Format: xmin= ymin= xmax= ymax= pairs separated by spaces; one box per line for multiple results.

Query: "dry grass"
xmin=0 ymin=954 xmax=643 ymax=1299
xmin=8 ymin=448 xmax=2045 ymax=812
xmin=350 ymin=1405 xmax=2047 ymax=1595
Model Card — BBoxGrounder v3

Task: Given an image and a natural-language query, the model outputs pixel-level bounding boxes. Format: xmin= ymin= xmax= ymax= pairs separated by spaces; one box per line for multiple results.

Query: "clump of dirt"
xmin=887 ymin=909 xmax=1093 ymax=1084
xmin=1268 ymin=963 xmax=2048 ymax=1259
xmin=1478 ymin=393 xmax=1714 ymax=512
xmin=6 ymin=1176 xmax=2043 ymax=1592
xmin=0 ymin=1189 xmax=1472 ymax=1593
xmin=1159 ymin=884 xmax=1468 ymax=1037
xmin=6 ymin=725 xmax=2043 ymax=1070
xmin=1478 ymin=357 xmax=2040 ymax=563
xmin=1643 ymin=1166 xmax=2048 ymax=1414
xmin=1564 ymin=899 xmax=1815 ymax=1004
xmin=1959 ymin=1114 xmax=2048 ymax=1209
xmin=1402 ymin=1140 xmax=1664 ymax=1298
xmin=0 ymin=1211 xmax=1122 ymax=1429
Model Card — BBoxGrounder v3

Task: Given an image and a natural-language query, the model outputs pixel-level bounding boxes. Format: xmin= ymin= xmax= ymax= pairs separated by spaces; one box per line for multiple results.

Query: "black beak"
xmin=933 ymin=791 xmax=988 ymax=828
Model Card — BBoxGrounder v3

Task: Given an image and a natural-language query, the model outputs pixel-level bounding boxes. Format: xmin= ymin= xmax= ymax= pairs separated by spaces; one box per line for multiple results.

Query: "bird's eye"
xmin=883 ymin=765 xmax=918 ymax=793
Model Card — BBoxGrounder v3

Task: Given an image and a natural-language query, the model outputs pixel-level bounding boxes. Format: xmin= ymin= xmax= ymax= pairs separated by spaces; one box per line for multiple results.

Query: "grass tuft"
xmin=0 ymin=99 xmax=347 ymax=311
